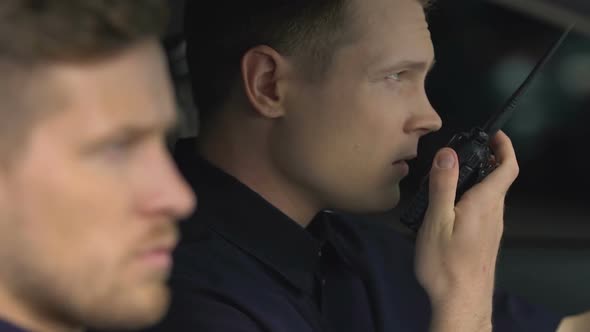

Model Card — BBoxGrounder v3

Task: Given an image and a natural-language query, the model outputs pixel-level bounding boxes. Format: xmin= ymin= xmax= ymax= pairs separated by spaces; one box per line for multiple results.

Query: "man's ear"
xmin=240 ymin=45 xmax=290 ymax=119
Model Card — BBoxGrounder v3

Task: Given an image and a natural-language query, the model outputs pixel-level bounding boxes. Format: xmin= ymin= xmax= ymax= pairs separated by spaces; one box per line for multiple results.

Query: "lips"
xmin=138 ymin=245 xmax=175 ymax=270
xmin=136 ymin=235 xmax=178 ymax=270
xmin=393 ymin=154 xmax=417 ymax=164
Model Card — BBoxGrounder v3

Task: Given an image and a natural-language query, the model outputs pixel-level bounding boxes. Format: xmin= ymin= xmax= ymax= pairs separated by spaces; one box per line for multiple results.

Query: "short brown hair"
xmin=185 ymin=0 xmax=435 ymax=127
xmin=0 ymin=0 xmax=169 ymax=160
xmin=185 ymin=0 xmax=351 ymax=125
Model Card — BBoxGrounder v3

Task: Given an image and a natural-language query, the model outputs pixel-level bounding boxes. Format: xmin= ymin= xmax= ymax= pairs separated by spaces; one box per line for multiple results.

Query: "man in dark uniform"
xmin=142 ymin=0 xmax=587 ymax=331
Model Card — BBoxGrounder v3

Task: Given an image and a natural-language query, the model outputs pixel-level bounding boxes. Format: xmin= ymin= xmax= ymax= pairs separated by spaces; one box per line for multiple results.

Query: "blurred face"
xmin=273 ymin=0 xmax=442 ymax=212
xmin=0 ymin=41 xmax=196 ymax=330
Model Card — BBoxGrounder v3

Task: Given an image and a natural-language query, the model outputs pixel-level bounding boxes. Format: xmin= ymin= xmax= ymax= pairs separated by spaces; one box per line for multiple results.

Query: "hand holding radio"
xmin=415 ymin=132 xmax=519 ymax=332
xmin=408 ymin=24 xmax=574 ymax=332
xmin=401 ymin=24 xmax=574 ymax=232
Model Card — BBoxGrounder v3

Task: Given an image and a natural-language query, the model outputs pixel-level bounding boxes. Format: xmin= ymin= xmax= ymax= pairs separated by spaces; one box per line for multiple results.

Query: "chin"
xmin=366 ymin=187 xmax=401 ymax=211
xmin=370 ymin=197 xmax=400 ymax=212
xmin=127 ymin=284 xmax=171 ymax=326
xmin=87 ymin=283 xmax=170 ymax=330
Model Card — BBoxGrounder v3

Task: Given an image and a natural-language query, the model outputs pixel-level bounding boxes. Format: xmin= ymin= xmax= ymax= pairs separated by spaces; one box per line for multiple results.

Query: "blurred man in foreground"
xmin=0 ymin=1 xmax=196 ymax=331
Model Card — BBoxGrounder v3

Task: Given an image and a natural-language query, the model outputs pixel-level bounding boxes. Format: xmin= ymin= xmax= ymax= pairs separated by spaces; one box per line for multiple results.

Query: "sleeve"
xmin=492 ymin=289 xmax=565 ymax=332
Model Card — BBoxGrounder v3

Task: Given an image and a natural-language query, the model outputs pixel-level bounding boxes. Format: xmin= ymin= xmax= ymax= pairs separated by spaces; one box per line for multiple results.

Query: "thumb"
xmin=424 ymin=148 xmax=459 ymax=227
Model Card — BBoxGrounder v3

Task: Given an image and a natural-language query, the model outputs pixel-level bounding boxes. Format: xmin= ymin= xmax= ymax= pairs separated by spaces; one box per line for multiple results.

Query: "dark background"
xmin=402 ymin=1 xmax=590 ymax=315
xmin=164 ymin=0 xmax=590 ymax=315
xmin=400 ymin=1 xmax=590 ymax=243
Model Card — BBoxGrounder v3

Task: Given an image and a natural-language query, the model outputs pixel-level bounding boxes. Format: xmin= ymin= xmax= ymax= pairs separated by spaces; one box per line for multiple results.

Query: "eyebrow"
xmin=82 ymin=114 xmax=179 ymax=153
xmin=116 ymin=114 xmax=178 ymax=139
xmin=379 ymin=59 xmax=437 ymax=75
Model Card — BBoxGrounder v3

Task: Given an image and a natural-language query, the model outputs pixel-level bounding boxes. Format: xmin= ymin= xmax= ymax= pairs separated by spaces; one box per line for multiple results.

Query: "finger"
xmin=424 ymin=148 xmax=459 ymax=232
xmin=479 ymin=131 xmax=519 ymax=193
xmin=489 ymin=131 xmax=516 ymax=164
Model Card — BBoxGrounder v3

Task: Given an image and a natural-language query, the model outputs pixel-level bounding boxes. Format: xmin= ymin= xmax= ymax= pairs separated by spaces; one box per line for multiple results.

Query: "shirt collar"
xmin=175 ymin=138 xmax=329 ymax=295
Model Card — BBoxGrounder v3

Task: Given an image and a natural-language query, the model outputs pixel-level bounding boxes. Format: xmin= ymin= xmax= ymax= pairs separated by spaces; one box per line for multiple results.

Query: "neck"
xmin=0 ymin=282 xmax=83 ymax=332
xmin=198 ymin=117 xmax=321 ymax=227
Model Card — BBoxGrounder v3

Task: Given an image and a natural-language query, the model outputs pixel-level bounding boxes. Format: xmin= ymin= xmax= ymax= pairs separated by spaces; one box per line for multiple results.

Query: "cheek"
xmin=353 ymin=85 xmax=416 ymax=165
xmin=313 ymin=86 xmax=408 ymax=168
xmin=277 ymin=88 xmax=351 ymax=172
xmin=277 ymin=85 xmax=404 ymax=187
xmin=13 ymin=156 xmax=135 ymax=277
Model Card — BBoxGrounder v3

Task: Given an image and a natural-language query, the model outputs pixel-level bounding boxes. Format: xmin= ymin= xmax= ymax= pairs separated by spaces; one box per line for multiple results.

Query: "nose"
xmin=139 ymin=145 xmax=197 ymax=221
xmin=403 ymin=89 xmax=442 ymax=137
xmin=161 ymin=160 xmax=197 ymax=220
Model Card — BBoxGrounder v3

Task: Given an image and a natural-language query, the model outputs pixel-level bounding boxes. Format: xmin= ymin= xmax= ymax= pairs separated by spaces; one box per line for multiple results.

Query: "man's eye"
xmin=109 ymin=141 xmax=131 ymax=151
xmin=102 ymin=138 xmax=135 ymax=159
xmin=386 ymin=71 xmax=405 ymax=82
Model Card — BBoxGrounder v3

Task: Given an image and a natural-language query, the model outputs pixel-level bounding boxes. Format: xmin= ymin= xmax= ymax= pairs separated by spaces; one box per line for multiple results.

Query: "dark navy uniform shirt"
xmin=0 ymin=320 xmax=28 ymax=332
xmin=144 ymin=138 xmax=563 ymax=332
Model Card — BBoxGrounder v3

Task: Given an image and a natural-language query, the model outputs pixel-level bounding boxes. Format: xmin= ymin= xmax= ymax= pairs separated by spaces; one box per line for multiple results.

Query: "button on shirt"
xmin=143 ymin=138 xmax=563 ymax=332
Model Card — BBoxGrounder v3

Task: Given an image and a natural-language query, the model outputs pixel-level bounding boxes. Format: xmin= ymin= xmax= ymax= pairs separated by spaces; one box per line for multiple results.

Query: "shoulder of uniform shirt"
xmin=171 ymin=221 xmax=304 ymax=297
xmin=172 ymin=224 xmax=257 ymax=279
xmin=167 ymin=224 xmax=315 ymax=321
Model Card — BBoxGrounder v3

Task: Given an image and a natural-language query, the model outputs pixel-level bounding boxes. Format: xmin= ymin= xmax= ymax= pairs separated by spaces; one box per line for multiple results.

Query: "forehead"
xmin=43 ymin=41 xmax=176 ymax=138
xmin=345 ymin=0 xmax=434 ymax=68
